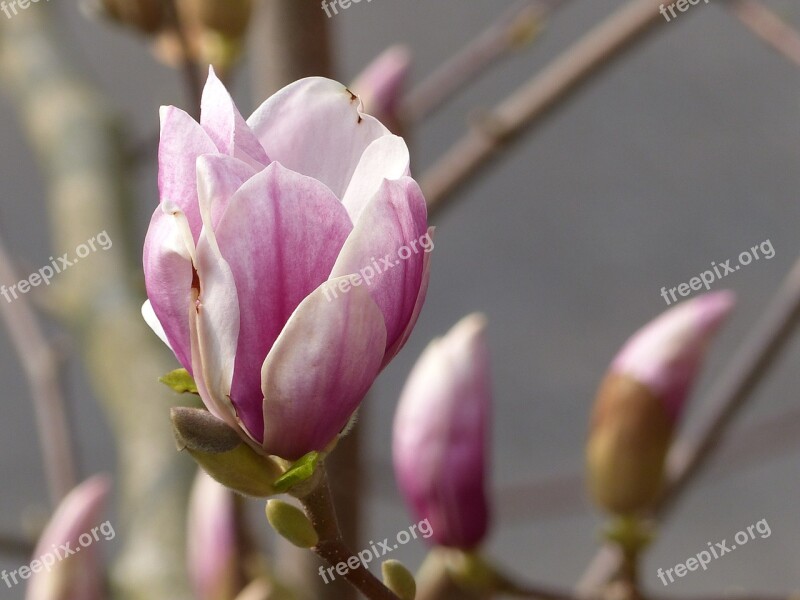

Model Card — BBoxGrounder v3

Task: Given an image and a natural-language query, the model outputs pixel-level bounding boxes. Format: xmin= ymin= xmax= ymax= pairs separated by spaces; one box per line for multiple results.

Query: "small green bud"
xmin=265 ymin=500 xmax=318 ymax=549
xmin=171 ymin=407 xmax=281 ymax=497
xmin=381 ymin=559 xmax=416 ymax=600
xmin=159 ymin=368 xmax=199 ymax=394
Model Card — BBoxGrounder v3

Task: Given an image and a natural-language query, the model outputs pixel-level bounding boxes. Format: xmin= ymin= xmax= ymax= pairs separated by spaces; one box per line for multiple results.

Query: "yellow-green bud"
xmin=381 ymin=560 xmax=417 ymax=600
xmin=586 ymin=374 xmax=673 ymax=515
xmin=265 ymin=500 xmax=318 ymax=549
xmin=171 ymin=407 xmax=282 ymax=497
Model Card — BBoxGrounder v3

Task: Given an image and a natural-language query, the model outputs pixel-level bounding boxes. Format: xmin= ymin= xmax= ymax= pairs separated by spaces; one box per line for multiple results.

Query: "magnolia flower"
xmin=587 ymin=291 xmax=735 ymax=514
xmin=188 ymin=471 xmax=241 ymax=600
xmin=143 ymin=69 xmax=431 ymax=460
xmin=393 ymin=314 xmax=491 ymax=549
xmin=25 ymin=475 xmax=111 ymax=600
xmin=351 ymin=45 xmax=411 ymax=131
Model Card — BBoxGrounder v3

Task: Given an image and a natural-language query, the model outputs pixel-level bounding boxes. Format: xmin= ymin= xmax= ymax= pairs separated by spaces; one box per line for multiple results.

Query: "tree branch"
xmin=725 ymin=0 xmax=800 ymax=69
xmin=421 ymin=0 xmax=670 ymax=215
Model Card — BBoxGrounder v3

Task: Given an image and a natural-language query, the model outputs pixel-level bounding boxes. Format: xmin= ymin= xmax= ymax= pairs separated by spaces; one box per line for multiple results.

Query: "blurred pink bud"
xmin=351 ymin=45 xmax=411 ymax=129
xmin=143 ymin=68 xmax=432 ymax=460
xmin=611 ymin=290 xmax=736 ymax=422
xmin=26 ymin=475 xmax=111 ymax=600
xmin=393 ymin=314 xmax=491 ymax=549
xmin=587 ymin=291 xmax=736 ymax=514
xmin=188 ymin=470 xmax=241 ymax=600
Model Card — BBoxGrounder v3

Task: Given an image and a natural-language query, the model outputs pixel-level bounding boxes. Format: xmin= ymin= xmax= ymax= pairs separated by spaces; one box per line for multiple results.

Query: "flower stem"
xmin=298 ymin=464 xmax=400 ymax=600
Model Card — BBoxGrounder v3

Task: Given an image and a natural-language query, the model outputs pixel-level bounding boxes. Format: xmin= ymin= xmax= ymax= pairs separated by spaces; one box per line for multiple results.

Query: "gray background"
xmin=1 ymin=0 xmax=799 ymax=596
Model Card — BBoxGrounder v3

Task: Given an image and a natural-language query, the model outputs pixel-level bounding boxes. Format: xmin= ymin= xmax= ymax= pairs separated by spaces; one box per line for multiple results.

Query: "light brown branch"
xmin=421 ymin=0 xmax=670 ymax=215
xmin=726 ymin=0 xmax=800 ymax=68
xmin=0 ymin=237 xmax=77 ymax=506
xmin=401 ymin=0 xmax=569 ymax=124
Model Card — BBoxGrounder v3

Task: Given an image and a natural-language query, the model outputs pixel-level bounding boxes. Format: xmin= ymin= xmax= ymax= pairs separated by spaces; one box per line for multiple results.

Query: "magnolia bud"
xmin=171 ymin=407 xmax=282 ymax=497
xmin=587 ymin=291 xmax=735 ymax=514
xmin=265 ymin=500 xmax=318 ymax=549
xmin=381 ymin=559 xmax=416 ymax=600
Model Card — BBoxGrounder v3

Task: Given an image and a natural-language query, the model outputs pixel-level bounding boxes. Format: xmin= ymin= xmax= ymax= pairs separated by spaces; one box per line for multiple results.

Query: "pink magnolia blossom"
xmin=393 ymin=314 xmax=491 ymax=549
xmin=26 ymin=475 xmax=111 ymax=600
xmin=610 ymin=290 xmax=736 ymax=423
xmin=143 ymin=68 xmax=431 ymax=460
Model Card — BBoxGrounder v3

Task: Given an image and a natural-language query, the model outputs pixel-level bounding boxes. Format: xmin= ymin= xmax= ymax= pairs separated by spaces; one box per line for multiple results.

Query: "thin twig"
xmin=725 ymin=0 xmax=800 ymax=68
xmin=0 ymin=237 xmax=77 ymax=506
xmin=578 ymin=256 xmax=800 ymax=592
xmin=401 ymin=0 xmax=569 ymax=124
xmin=421 ymin=0 xmax=670 ymax=215
xmin=299 ymin=465 xmax=400 ymax=600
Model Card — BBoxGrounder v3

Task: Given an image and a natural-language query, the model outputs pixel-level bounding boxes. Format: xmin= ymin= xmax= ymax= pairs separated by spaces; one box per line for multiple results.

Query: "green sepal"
xmin=273 ymin=451 xmax=321 ymax=494
xmin=159 ymin=368 xmax=199 ymax=394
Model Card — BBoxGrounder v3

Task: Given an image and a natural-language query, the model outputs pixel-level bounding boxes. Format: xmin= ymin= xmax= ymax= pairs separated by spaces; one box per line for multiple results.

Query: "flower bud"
xmin=381 ymin=559 xmax=416 ymax=600
xmin=188 ymin=471 xmax=243 ymax=600
xmin=393 ymin=314 xmax=492 ymax=549
xmin=351 ymin=45 xmax=411 ymax=132
xmin=587 ymin=291 xmax=735 ymax=514
xmin=265 ymin=500 xmax=318 ymax=549
xmin=171 ymin=407 xmax=282 ymax=497
xmin=25 ymin=475 xmax=111 ymax=600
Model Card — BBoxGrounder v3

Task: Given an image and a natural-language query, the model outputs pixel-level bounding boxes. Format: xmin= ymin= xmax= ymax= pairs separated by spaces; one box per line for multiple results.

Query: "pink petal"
xmin=393 ymin=314 xmax=491 ymax=549
xmin=142 ymin=205 xmax=196 ymax=372
xmin=261 ymin=278 xmax=387 ymax=460
xmin=212 ymin=163 xmax=353 ymax=442
xmin=383 ymin=228 xmax=434 ymax=366
xmin=195 ymin=154 xmax=258 ymax=229
xmin=246 ymin=77 xmax=391 ymax=199
xmin=191 ymin=224 xmax=241 ymax=432
xmin=200 ymin=67 xmax=269 ymax=170
xmin=158 ymin=106 xmax=217 ymax=240
xmin=341 ymin=134 xmax=410 ymax=223
xmin=331 ymin=176 xmax=429 ymax=356
xmin=611 ymin=290 xmax=736 ymax=422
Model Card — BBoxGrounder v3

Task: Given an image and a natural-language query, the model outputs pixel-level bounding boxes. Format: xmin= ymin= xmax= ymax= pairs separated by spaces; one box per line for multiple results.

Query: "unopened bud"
xmin=171 ymin=407 xmax=281 ymax=497
xmin=587 ymin=374 xmax=673 ymax=514
xmin=381 ymin=559 xmax=417 ymax=600
xmin=265 ymin=500 xmax=318 ymax=549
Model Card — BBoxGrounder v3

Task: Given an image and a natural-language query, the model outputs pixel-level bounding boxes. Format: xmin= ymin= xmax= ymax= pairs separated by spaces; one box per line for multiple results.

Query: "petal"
xmin=195 ymin=154 xmax=258 ymax=229
xmin=341 ymin=134 xmax=410 ymax=223
xmin=201 ymin=67 xmax=269 ymax=169
xmin=383 ymin=228 xmax=434 ymax=366
xmin=158 ymin=105 xmax=217 ymax=240
xmin=142 ymin=205 xmax=196 ymax=372
xmin=261 ymin=278 xmax=387 ymax=460
xmin=247 ymin=77 xmax=391 ymax=198
xmin=611 ymin=290 xmax=736 ymax=422
xmin=351 ymin=44 xmax=411 ymax=126
xmin=211 ymin=162 xmax=353 ymax=442
xmin=191 ymin=223 xmax=241 ymax=432
xmin=141 ymin=299 xmax=172 ymax=351
xmin=330 ymin=176 xmax=429 ymax=355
